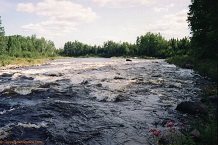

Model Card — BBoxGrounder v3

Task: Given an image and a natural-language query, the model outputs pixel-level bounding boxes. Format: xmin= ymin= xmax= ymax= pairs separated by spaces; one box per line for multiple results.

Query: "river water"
xmin=0 ymin=58 xmax=209 ymax=145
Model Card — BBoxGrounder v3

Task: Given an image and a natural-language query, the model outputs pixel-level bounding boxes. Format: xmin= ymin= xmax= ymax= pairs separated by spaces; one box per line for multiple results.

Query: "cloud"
xmin=16 ymin=0 xmax=99 ymax=37
xmin=144 ymin=9 xmax=190 ymax=39
xmin=92 ymin=0 xmax=155 ymax=7
xmin=154 ymin=3 xmax=175 ymax=12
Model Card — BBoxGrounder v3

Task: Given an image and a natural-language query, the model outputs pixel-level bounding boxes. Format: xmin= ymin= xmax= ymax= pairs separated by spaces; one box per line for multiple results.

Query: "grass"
xmin=0 ymin=56 xmax=66 ymax=68
xmin=166 ymin=55 xmax=193 ymax=68
xmin=166 ymin=55 xmax=217 ymax=81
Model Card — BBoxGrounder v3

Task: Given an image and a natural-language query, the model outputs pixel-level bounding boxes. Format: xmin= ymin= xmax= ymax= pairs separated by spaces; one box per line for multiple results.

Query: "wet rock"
xmin=184 ymin=64 xmax=193 ymax=69
xmin=20 ymin=76 xmax=34 ymax=80
xmin=151 ymin=74 xmax=162 ymax=77
xmin=81 ymin=80 xmax=89 ymax=85
xmin=40 ymin=82 xmax=60 ymax=90
xmin=190 ymin=129 xmax=201 ymax=141
xmin=126 ymin=59 xmax=132 ymax=61
xmin=45 ymin=72 xmax=63 ymax=77
xmin=176 ymin=101 xmax=208 ymax=115
xmin=114 ymin=76 xmax=125 ymax=79
xmin=184 ymin=60 xmax=193 ymax=69
xmin=96 ymin=83 xmax=102 ymax=87
xmin=0 ymin=73 xmax=13 ymax=78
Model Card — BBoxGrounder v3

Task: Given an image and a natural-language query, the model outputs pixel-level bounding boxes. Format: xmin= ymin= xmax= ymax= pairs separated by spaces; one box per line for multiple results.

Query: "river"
xmin=0 ymin=58 xmax=209 ymax=145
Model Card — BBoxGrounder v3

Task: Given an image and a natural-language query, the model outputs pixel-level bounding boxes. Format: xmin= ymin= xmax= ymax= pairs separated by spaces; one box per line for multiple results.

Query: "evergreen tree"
xmin=0 ymin=16 xmax=5 ymax=36
xmin=0 ymin=16 xmax=7 ymax=55
xmin=187 ymin=0 xmax=218 ymax=59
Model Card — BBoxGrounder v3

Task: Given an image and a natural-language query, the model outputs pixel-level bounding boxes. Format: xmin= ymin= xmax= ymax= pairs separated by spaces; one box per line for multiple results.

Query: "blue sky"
xmin=0 ymin=0 xmax=191 ymax=48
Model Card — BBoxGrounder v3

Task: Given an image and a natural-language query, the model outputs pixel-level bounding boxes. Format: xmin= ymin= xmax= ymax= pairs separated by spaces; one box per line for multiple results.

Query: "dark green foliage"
xmin=1 ymin=35 xmax=57 ymax=58
xmin=136 ymin=32 xmax=168 ymax=57
xmin=62 ymin=32 xmax=191 ymax=58
xmin=187 ymin=0 xmax=218 ymax=60
xmin=193 ymin=59 xmax=217 ymax=80
xmin=0 ymin=16 xmax=5 ymax=36
xmin=166 ymin=55 xmax=193 ymax=68
xmin=0 ymin=16 xmax=7 ymax=55
xmin=0 ymin=16 xmax=57 ymax=59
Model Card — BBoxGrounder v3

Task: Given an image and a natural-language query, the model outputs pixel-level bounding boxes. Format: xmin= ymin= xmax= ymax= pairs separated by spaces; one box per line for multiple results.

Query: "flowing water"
xmin=0 ymin=58 xmax=209 ymax=145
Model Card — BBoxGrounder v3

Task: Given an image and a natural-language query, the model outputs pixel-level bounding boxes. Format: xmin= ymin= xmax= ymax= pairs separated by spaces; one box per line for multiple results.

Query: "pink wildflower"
xmin=149 ymin=129 xmax=157 ymax=132
xmin=153 ymin=130 xmax=161 ymax=136
xmin=166 ymin=122 xmax=174 ymax=127
xmin=149 ymin=129 xmax=161 ymax=136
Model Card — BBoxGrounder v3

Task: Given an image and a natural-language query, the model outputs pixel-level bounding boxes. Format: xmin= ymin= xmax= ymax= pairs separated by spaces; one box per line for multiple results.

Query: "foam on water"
xmin=14 ymin=87 xmax=32 ymax=95
xmin=18 ymin=121 xmax=48 ymax=129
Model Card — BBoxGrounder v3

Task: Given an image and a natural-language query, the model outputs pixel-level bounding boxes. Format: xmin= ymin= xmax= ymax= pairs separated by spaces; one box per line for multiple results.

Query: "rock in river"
xmin=176 ymin=101 xmax=208 ymax=115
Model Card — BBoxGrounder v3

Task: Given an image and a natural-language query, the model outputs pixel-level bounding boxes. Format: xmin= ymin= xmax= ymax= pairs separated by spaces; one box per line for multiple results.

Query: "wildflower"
xmin=149 ymin=129 xmax=157 ymax=132
xmin=166 ymin=122 xmax=174 ymax=127
xmin=153 ymin=130 xmax=161 ymax=136
xmin=149 ymin=129 xmax=161 ymax=136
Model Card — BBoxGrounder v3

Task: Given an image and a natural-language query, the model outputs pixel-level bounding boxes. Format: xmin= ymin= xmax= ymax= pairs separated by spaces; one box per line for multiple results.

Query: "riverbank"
xmin=166 ymin=55 xmax=217 ymax=81
xmin=0 ymin=56 xmax=67 ymax=69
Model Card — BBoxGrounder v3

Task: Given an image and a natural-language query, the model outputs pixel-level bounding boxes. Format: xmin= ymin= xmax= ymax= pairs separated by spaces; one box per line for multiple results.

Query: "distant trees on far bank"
xmin=61 ymin=32 xmax=191 ymax=58
xmin=0 ymin=16 xmax=57 ymax=59
xmin=0 ymin=35 xmax=57 ymax=58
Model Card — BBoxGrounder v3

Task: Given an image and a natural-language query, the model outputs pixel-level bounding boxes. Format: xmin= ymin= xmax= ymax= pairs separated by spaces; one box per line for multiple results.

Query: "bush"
xmin=193 ymin=59 xmax=217 ymax=81
xmin=166 ymin=55 xmax=193 ymax=68
xmin=0 ymin=55 xmax=11 ymax=66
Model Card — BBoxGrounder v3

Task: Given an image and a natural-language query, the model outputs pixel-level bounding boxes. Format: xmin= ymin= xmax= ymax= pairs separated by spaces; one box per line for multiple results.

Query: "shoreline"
xmin=0 ymin=56 xmax=69 ymax=70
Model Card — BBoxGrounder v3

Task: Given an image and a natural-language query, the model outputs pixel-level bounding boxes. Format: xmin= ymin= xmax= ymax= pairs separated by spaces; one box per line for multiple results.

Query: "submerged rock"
xmin=176 ymin=101 xmax=208 ymax=115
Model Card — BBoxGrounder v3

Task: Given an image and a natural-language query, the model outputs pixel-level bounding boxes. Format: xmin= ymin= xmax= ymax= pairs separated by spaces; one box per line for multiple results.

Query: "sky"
xmin=0 ymin=0 xmax=191 ymax=48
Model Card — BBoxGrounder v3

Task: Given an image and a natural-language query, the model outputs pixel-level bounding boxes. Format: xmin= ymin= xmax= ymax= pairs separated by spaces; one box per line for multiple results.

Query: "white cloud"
xmin=144 ymin=9 xmax=190 ymax=39
xmin=154 ymin=3 xmax=175 ymax=12
xmin=92 ymin=0 xmax=155 ymax=7
xmin=16 ymin=0 xmax=99 ymax=37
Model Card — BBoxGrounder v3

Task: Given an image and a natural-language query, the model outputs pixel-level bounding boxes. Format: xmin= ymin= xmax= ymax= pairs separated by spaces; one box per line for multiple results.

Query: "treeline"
xmin=61 ymin=32 xmax=190 ymax=58
xmin=0 ymin=16 xmax=57 ymax=59
xmin=0 ymin=35 xmax=57 ymax=58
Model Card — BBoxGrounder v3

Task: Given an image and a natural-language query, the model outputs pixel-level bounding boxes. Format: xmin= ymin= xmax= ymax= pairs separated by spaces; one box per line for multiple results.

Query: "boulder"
xmin=126 ymin=59 xmax=132 ymax=61
xmin=184 ymin=63 xmax=193 ymax=69
xmin=190 ymin=129 xmax=201 ymax=141
xmin=184 ymin=60 xmax=193 ymax=69
xmin=176 ymin=101 xmax=208 ymax=115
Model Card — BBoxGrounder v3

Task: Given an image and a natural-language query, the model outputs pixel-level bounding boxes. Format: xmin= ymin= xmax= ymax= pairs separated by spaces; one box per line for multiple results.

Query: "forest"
xmin=61 ymin=33 xmax=190 ymax=59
